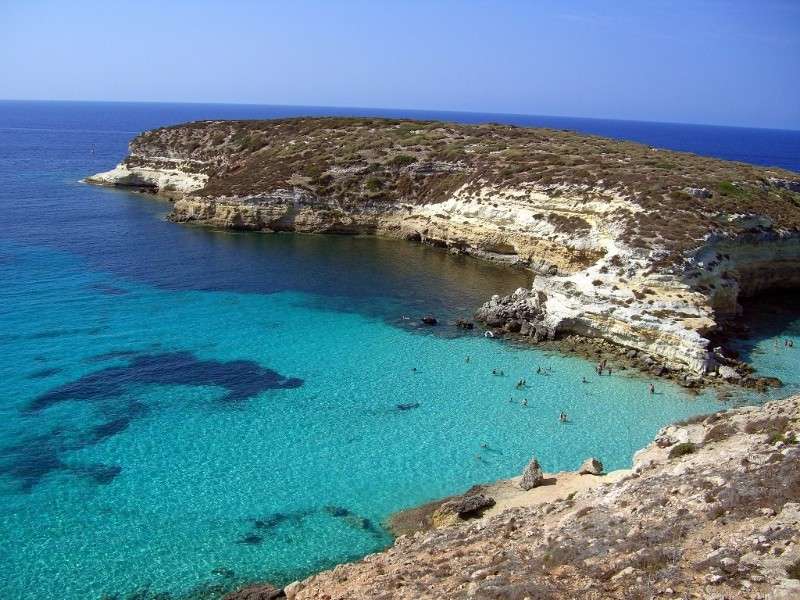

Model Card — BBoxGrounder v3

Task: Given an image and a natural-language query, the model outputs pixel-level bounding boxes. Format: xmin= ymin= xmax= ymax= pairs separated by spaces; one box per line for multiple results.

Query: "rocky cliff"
xmin=278 ymin=395 xmax=800 ymax=599
xmin=86 ymin=117 xmax=800 ymax=377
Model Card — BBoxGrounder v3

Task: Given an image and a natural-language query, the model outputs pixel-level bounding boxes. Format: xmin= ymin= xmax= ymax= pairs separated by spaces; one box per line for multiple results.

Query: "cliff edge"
xmin=285 ymin=395 xmax=800 ymax=599
xmin=86 ymin=117 xmax=800 ymax=378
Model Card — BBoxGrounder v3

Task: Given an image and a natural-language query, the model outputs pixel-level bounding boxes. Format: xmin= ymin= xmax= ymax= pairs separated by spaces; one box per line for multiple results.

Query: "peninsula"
xmin=87 ymin=117 xmax=800 ymax=382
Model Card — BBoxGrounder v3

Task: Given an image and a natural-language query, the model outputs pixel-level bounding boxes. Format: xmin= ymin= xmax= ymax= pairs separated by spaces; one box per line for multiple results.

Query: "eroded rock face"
xmin=86 ymin=117 xmax=800 ymax=377
xmin=291 ymin=395 xmax=800 ymax=600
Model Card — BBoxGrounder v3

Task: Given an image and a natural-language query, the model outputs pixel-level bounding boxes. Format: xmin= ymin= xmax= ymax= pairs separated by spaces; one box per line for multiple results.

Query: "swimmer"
xmin=522 ymin=398 xmax=528 ymax=406
xmin=559 ymin=411 xmax=568 ymax=423
xmin=537 ymin=366 xmax=542 ymax=374
xmin=465 ymin=356 xmax=470 ymax=363
xmin=492 ymin=369 xmax=497 ymax=375
xmin=480 ymin=442 xmax=489 ymax=449
xmin=582 ymin=376 xmax=588 ymax=384
xmin=649 ymin=383 xmax=655 ymax=394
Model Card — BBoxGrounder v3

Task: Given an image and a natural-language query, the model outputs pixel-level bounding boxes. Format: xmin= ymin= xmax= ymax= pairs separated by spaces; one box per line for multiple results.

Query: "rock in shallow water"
xmin=223 ymin=584 xmax=285 ymax=600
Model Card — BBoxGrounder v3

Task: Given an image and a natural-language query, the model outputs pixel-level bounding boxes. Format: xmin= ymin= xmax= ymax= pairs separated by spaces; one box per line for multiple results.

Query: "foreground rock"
xmin=223 ymin=583 xmax=284 ymax=600
xmin=281 ymin=395 xmax=800 ymax=599
xmin=519 ymin=457 xmax=544 ymax=490
xmin=578 ymin=457 xmax=604 ymax=475
xmin=86 ymin=117 xmax=800 ymax=379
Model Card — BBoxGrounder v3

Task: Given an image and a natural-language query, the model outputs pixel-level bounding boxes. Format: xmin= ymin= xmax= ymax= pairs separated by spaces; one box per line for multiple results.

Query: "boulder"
xmin=430 ymin=493 xmax=496 ymax=528
xmin=504 ymin=320 xmax=522 ymax=333
xmin=452 ymin=493 xmax=495 ymax=517
xmin=485 ymin=315 xmax=506 ymax=328
xmin=519 ymin=458 xmax=544 ymax=490
xmin=718 ymin=365 xmax=741 ymax=381
xmin=684 ymin=186 xmax=713 ymax=199
xmin=578 ymin=457 xmax=604 ymax=475
xmin=223 ymin=584 xmax=285 ymax=600
xmin=421 ymin=316 xmax=438 ymax=325
xmin=456 ymin=319 xmax=474 ymax=330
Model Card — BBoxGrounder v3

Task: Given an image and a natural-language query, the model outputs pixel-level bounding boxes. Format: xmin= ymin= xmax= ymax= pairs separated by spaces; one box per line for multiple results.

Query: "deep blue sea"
xmin=1 ymin=101 xmax=798 ymax=600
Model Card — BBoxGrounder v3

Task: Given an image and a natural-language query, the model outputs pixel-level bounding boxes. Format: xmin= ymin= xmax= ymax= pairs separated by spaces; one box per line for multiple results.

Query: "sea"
xmin=1 ymin=100 xmax=798 ymax=600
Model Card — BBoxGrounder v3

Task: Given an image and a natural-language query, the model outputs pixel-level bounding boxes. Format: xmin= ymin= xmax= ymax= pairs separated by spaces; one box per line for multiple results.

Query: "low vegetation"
xmin=127 ymin=117 xmax=800 ymax=267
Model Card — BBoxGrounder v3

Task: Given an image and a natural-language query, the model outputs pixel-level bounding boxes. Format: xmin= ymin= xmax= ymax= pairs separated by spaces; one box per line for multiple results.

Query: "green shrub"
xmin=388 ymin=154 xmax=417 ymax=168
xmin=365 ymin=176 xmax=383 ymax=192
xmin=668 ymin=442 xmax=697 ymax=459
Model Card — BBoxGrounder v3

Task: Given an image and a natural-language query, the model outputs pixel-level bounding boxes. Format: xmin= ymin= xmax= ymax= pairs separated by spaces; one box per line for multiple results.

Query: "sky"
xmin=1 ymin=0 xmax=799 ymax=129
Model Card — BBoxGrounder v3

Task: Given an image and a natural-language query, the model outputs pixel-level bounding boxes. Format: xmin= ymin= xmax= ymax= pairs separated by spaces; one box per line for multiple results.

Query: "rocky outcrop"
xmin=578 ymin=457 xmax=604 ymax=475
xmin=86 ymin=117 xmax=800 ymax=377
xmin=519 ymin=457 xmax=545 ymax=490
xmin=283 ymin=394 xmax=800 ymax=600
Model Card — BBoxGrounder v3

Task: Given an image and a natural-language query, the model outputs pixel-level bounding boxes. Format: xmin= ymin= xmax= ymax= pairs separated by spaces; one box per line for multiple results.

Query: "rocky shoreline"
xmin=236 ymin=394 xmax=800 ymax=600
xmin=86 ymin=117 xmax=800 ymax=382
xmin=473 ymin=287 xmax=785 ymax=392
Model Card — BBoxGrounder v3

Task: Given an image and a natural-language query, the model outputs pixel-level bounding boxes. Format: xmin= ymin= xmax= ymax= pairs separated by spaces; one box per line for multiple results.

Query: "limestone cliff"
xmin=86 ymin=117 xmax=800 ymax=377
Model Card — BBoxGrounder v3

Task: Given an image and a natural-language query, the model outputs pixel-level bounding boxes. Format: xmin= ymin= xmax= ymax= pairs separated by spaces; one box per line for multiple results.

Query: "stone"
xmin=684 ymin=187 xmax=713 ymax=199
xmin=283 ymin=581 xmax=302 ymax=600
xmin=431 ymin=494 xmax=496 ymax=528
xmin=718 ymin=365 xmax=741 ymax=381
xmin=421 ymin=316 xmax=438 ymax=325
xmin=578 ymin=457 xmax=604 ymax=475
xmin=519 ymin=458 xmax=544 ymax=490
xmin=456 ymin=319 xmax=475 ymax=330
xmin=223 ymin=584 xmax=285 ymax=600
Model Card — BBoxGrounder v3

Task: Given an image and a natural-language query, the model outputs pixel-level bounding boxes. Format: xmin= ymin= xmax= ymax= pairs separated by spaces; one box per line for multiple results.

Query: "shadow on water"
xmin=1 ymin=352 xmax=303 ymax=491
xmin=728 ymin=292 xmax=800 ymax=363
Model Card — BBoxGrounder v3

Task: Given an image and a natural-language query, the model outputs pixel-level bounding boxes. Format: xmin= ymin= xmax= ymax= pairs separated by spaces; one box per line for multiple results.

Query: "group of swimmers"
xmin=595 ymin=359 xmax=612 ymax=376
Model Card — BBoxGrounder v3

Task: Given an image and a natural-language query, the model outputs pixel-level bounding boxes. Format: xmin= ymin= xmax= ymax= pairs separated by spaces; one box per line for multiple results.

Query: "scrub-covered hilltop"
xmin=87 ymin=117 xmax=800 ymax=378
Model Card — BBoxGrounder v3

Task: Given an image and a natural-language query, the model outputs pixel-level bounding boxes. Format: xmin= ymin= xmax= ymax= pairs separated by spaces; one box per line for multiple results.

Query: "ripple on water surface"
xmin=1 ymin=244 xmax=795 ymax=599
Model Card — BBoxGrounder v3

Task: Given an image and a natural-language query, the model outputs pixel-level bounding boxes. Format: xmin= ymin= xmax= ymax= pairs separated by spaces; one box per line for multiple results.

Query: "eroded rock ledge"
xmin=85 ymin=117 xmax=800 ymax=377
xmin=282 ymin=395 xmax=800 ymax=599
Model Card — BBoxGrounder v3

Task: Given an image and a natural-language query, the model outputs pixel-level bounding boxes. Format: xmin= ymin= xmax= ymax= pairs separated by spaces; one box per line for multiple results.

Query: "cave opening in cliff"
xmin=714 ymin=290 xmax=800 ymax=361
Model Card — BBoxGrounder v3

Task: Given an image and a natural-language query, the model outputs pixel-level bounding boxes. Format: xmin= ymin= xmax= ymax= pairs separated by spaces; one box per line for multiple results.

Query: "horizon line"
xmin=1 ymin=97 xmax=799 ymax=133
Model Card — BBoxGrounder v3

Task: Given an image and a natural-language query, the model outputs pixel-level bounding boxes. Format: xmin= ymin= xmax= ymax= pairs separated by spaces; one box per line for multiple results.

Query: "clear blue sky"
xmin=2 ymin=0 xmax=799 ymax=129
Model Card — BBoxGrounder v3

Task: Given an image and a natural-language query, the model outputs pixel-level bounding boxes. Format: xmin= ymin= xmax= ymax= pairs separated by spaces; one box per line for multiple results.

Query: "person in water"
xmin=582 ymin=376 xmax=588 ymax=384
xmin=559 ymin=411 xmax=568 ymax=422
xmin=465 ymin=356 xmax=470 ymax=363
xmin=649 ymin=383 xmax=655 ymax=394
xmin=522 ymin=398 xmax=528 ymax=406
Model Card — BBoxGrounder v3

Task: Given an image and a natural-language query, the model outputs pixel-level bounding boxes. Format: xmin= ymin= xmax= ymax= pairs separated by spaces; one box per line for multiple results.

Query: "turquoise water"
xmin=1 ymin=101 xmax=798 ymax=599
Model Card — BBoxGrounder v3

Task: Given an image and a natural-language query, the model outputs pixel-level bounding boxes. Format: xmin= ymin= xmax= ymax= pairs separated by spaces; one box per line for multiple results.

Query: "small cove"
xmin=1 ymin=101 xmax=799 ymax=599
